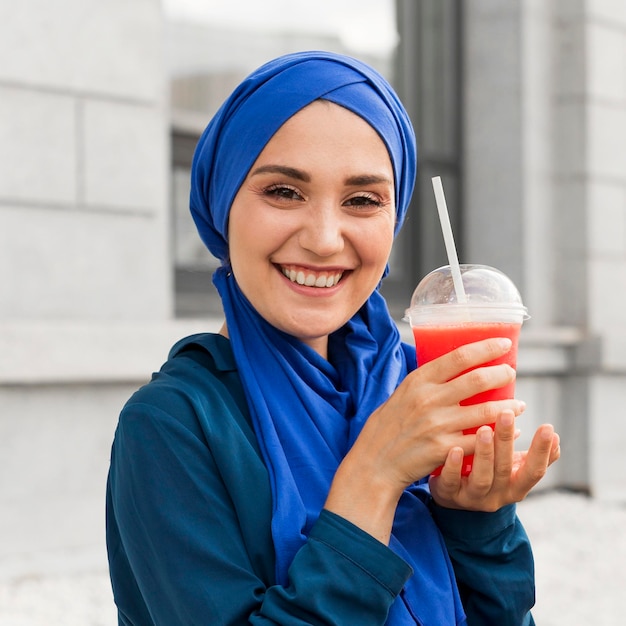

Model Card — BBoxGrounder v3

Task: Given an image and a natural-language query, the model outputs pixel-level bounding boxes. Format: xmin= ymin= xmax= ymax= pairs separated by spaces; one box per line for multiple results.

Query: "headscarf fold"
xmin=190 ymin=51 xmax=465 ymax=625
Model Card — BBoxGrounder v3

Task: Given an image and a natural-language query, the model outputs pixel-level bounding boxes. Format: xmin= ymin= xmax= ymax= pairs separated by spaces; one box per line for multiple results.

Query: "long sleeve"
xmin=430 ymin=501 xmax=535 ymax=626
xmin=106 ymin=347 xmax=412 ymax=625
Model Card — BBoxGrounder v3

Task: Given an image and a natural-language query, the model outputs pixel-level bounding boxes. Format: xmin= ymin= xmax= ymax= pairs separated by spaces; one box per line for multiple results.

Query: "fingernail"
xmin=498 ymin=338 xmax=512 ymax=350
xmin=451 ymin=448 xmax=463 ymax=464
xmin=478 ymin=427 xmax=493 ymax=443
xmin=500 ymin=411 xmax=514 ymax=427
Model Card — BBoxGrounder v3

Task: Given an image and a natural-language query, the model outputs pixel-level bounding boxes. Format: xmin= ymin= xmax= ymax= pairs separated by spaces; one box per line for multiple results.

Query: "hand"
xmin=428 ymin=410 xmax=561 ymax=511
xmin=352 ymin=337 xmax=525 ymax=490
xmin=326 ymin=337 xmax=526 ymax=543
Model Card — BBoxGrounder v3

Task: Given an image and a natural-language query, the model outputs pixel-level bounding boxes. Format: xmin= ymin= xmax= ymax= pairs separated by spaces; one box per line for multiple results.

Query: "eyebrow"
xmin=249 ymin=164 xmax=392 ymax=187
xmin=344 ymin=174 xmax=393 ymax=187
xmin=250 ymin=164 xmax=311 ymax=182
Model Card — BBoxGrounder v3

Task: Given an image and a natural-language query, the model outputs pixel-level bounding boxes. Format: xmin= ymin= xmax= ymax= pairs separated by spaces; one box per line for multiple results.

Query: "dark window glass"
xmin=384 ymin=0 xmax=462 ymax=319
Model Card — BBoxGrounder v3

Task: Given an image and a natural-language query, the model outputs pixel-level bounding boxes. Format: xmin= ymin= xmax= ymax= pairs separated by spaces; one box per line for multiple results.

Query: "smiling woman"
xmin=106 ymin=50 xmax=560 ymax=626
xmin=165 ymin=1 xmax=400 ymax=318
xmin=226 ymin=101 xmax=395 ymax=357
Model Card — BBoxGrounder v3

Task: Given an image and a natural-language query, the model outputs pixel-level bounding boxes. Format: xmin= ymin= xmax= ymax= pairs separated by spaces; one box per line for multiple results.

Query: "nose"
xmin=298 ymin=204 xmax=345 ymax=257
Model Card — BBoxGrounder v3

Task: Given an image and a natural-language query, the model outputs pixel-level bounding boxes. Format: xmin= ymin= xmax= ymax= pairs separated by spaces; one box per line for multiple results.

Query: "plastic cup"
xmin=405 ymin=264 xmax=529 ymax=476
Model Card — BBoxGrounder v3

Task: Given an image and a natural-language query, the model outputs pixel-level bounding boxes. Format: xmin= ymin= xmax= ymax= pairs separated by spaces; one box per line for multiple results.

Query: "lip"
xmin=274 ymin=263 xmax=350 ymax=295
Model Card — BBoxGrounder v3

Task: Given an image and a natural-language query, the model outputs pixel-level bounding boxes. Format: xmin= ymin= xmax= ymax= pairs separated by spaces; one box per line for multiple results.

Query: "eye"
xmin=263 ymin=184 xmax=303 ymax=201
xmin=344 ymin=193 xmax=383 ymax=208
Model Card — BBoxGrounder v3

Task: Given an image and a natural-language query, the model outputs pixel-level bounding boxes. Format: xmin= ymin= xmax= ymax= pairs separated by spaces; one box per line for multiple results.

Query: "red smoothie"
xmin=412 ymin=321 xmax=521 ymax=475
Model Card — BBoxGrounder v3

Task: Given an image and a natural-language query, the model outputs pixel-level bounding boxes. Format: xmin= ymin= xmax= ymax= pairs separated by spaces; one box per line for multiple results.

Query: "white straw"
xmin=431 ymin=176 xmax=467 ymax=304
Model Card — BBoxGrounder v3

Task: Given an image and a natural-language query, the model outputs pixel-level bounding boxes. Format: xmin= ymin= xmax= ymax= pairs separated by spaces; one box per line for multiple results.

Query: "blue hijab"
xmin=190 ymin=51 xmax=465 ymax=625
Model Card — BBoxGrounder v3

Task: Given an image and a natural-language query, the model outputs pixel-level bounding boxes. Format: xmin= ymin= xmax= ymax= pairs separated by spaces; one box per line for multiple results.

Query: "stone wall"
xmin=464 ymin=0 xmax=626 ymax=499
xmin=0 ymin=0 xmax=211 ymax=580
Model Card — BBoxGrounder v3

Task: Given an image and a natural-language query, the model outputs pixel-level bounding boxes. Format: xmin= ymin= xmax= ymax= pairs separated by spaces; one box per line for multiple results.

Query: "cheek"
xmin=228 ymin=204 xmax=287 ymax=275
xmin=227 ymin=205 xmax=255 ymax=275
xmin=360 ymin=221 xmax=395 ymax=266
xmin=229 ymin=196 xmax=288 ymax=242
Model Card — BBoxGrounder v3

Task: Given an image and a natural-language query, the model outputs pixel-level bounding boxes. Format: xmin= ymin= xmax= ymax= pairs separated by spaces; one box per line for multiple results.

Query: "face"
xmin=227 ymin=100 xmax=395 ymax=358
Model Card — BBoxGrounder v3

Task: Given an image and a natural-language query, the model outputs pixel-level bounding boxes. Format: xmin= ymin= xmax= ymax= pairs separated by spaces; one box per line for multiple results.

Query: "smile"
xmin=280 ymin=264 xmax=344 ymax=288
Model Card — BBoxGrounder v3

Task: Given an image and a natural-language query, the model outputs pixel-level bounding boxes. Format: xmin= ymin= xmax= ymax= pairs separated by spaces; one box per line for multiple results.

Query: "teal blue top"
xmin=106 ymin=333 xmax=535 ymax=625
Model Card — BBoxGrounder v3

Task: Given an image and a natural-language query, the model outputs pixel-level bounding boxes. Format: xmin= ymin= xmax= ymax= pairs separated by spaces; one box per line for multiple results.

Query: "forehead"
xmin=254 ymin=100 xmax=393 ymax=174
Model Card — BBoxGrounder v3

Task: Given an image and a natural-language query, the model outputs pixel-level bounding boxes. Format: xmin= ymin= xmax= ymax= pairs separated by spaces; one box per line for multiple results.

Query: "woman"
xmin=106 ymin=51 xmax=560 ymax=625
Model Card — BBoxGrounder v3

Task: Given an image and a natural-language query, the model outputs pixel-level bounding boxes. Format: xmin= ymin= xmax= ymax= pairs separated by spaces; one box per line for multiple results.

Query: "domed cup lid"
xmin=405 ymin=264 xmax=529 ymax=325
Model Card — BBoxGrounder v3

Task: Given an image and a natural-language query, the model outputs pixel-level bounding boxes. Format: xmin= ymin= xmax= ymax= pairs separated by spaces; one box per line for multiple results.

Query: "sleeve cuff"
xmin=430 ymin=502 xmax=517 ymax=541
xmin=309 ymin=509 xmax=413 ymax=596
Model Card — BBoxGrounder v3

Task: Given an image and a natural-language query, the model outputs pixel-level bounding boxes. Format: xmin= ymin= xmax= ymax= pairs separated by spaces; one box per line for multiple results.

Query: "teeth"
xmin=281 ymin=266 xmax=343 ymax=288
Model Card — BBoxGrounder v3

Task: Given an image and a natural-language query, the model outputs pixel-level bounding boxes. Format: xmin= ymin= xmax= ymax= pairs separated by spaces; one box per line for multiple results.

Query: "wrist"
xmin=324 ymin=453 xmax=402 ymax=546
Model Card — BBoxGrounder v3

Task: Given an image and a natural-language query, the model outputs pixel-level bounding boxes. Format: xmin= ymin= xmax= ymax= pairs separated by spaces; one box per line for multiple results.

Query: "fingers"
xmin=512 ymin=424 xmax=557 ymax=494
xmin=424 ymin=337 xmax=514 ymax=383
xmin=549 ymin=432 xmax=561 ymax=465
xmin=422 ymin=364 xmax=518 ymax=423
xmin=451 ymin=398 xmax=525 ymax=438
xmin=464 ymin=426 xmax=495 ymax=495
xmin=445 ymin=362 xmax=517 ymax=409
xmin=403 ymin=337 xmax=519 ymax=435
xmin=429 ymin=447 xmax=465 ymax=507
xmin=431 ymin=416 xmax=562 ymax=511
xmin=446 ymin=337 xmax=514 ymax=375
xmin=492 ymin=410 xmax=516 ymax=488
xmin=468 ymin=407 xmax=518 ymax=482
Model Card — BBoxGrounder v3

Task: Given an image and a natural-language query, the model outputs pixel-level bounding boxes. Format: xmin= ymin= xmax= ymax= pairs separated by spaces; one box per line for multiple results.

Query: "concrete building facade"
xmin=1 ymin=0 xmax=625 ymax=582
xmin=0 ymin=0 xmax=211 ymax=580
xmin=460 ymin=0 xmax=626 ymax=501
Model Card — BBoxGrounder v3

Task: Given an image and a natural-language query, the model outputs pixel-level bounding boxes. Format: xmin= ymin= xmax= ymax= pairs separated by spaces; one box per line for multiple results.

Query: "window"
xmin=171 ymin=125 xmax=222 ymax=316
xmin=383 ymin=0 xmax=463 ymax=318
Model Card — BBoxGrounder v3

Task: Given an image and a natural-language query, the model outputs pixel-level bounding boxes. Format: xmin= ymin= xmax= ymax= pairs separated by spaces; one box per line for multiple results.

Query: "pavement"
xmin=0 ymin=490 xmax=623 ymax=625
xmin=519 ymin=490 xmax=625 ymax=625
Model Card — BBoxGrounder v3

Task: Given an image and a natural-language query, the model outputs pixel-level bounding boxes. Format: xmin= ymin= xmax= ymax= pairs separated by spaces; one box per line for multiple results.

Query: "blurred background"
xmin=1 ymin=0 xmax=625 ymax=623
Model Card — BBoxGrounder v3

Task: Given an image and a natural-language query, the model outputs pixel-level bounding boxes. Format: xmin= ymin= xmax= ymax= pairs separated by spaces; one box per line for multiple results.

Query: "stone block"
xmin=0 ymin=319 xmax=221 ymax=385
xmin=590 ymin=258 xmax=626 ymax=333
xmin=0 ymin=0 xmax=162 ymax=101
xmin=590 ymin=375 xmax=626 ymax=500
xmin=588 ymin=22 xmax=626 ymax=103
xmin=588 ymin=104 xmax=626 ymax=182
xmin=553 ymin=100 xmax=586 ymax=177
xmin=588 ymin=0 xmax=626 ymax=27
xmin=588 ymin=181 xmax=626 ymax=257
xmin=603 ymin=335 xmax=626 ymax=371
xmin=552 ymin=15 xmax=586 ymax=99
xmin=0 ymin=383 xmax=132 ymax=578
xmin=0 ymin=206 xmax=171 ymax=320
xmin=0 ymin=86 xmax=76 ymax=204
xmin=82 ymin=100 xmax=167 ymax=211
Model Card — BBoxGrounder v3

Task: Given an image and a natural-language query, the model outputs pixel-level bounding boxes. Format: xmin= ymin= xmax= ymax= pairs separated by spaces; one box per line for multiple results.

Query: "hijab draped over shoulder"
xmin=189 ymin=51 xmax=464 ymax=625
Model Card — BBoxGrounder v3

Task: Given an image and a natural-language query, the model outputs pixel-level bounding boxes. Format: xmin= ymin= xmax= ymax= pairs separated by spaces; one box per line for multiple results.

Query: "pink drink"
xmin=405 ymin=264 xmax=528 ymax=477
xmin=413 ymin=322 xmax=521 ymax=476
xmin=413 ymin=321 xmax=520 ymax=404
